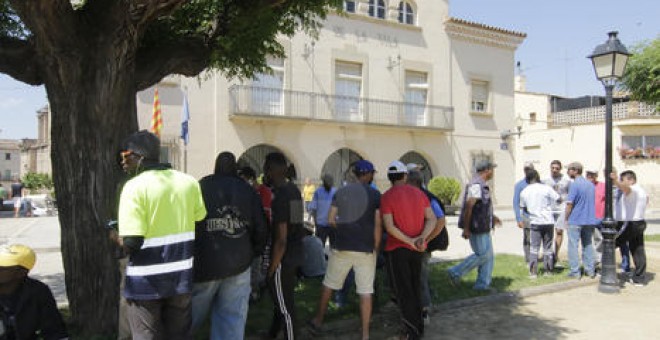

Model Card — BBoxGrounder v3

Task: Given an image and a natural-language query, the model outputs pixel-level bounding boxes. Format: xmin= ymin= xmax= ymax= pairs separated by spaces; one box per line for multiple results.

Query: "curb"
xmin=433 ymin=277 xmax=598 ymax=314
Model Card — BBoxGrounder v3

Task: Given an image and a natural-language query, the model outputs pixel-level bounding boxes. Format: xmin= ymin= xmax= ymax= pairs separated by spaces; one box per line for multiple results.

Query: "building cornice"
xmin=445 ymin=17 xmax=526 ymax=50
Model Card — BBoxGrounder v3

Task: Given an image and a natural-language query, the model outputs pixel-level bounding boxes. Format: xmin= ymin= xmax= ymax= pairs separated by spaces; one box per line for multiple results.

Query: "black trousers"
xmin=386 ymin=248 xmax=423 ymax=340
xmin=523 ymin=226 xmax=531 ymax=263
xmin=315 ymin=225 xmax=334 ymax=248
xmin=268 ymin=262 xmax=300 ymax=340
xmin=617 ymin=221 xmax=647 ymax=283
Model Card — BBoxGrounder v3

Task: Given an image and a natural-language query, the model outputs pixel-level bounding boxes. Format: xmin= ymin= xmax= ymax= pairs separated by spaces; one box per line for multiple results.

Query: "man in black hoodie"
xmin=192 ymin=152 xmax=267 ymax=339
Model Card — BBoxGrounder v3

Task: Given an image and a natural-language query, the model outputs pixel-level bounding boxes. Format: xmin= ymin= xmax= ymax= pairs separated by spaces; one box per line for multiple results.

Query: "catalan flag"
xmin=150 ymin=88 xmax=163 ymax=137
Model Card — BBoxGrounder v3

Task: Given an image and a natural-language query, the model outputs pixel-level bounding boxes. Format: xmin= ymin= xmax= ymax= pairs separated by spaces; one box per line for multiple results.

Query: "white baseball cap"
xmin=387 ymin=160 xmax=408 ymax=174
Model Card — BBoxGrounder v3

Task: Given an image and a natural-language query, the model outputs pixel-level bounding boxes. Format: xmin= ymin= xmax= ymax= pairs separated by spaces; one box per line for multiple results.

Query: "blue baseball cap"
xmin=354 ymin=160 xmax=376 ymax=173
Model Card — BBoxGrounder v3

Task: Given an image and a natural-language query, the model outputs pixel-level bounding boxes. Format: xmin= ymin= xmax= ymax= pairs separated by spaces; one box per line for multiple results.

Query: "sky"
xmin=0 ymin=0 xmax=658 ymax=140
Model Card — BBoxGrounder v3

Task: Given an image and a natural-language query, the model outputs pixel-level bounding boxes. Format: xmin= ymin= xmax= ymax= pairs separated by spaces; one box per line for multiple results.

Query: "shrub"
xmin=22 ymin=172 xmax=54 ymax=191
xmin=428 ymin=176 xmax=461 ymax=205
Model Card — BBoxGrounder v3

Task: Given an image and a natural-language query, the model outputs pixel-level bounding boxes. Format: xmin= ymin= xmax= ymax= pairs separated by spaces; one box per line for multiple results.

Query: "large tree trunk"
xmin=1 ymin=2 xmax=208 ymax=334
xmin=45 ymin=31 xmax=139 ymax=336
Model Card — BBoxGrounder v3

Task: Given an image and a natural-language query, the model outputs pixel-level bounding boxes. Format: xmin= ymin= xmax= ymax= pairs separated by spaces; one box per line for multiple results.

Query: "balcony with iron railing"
xmin=229 ymin=85 xmax=454 ymax=130
xmin=551 ymin=101 xmax=658 ymax=127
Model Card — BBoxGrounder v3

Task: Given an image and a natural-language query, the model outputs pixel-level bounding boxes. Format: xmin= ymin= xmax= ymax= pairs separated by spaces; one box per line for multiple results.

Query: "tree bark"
xmin=37 ymin=13 xmax=140 ymax=336
xmin=47 ymin=55 xmax=138 ymax=335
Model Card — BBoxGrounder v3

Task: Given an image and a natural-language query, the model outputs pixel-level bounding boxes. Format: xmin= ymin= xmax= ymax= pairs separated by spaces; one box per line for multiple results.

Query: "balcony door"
xmin=405 ymin=71 xmax=428 ymax=126
xmin=252 ymin=58 xmax=285 ymax=116
xmin=335 ymin=61 xmax=363 ymax=122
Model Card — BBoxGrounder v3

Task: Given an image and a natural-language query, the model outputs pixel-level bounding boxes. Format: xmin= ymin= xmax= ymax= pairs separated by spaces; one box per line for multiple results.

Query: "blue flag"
xmin=181 ymin=93 xmax=190 ymax=145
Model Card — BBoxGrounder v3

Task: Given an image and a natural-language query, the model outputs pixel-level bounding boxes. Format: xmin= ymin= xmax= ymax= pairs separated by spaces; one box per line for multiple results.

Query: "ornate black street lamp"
xmin=588 ymin=31 xmax=631 ymax=293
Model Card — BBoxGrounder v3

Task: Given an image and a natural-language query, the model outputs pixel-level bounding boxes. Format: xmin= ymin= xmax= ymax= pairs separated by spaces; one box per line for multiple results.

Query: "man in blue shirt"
xmin=308 ymin=160 xmax=381 ymax=340
xmin=309 ymin=174 xmax=337 ymax=247
xmin=513 ymin=162 xmax=535 ymax=264
xmin=564 ymin=162 xmax=598 ymax=278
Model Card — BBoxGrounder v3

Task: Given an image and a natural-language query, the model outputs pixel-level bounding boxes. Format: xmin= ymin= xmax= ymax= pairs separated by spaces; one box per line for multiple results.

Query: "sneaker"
xmin=447 ymin=272 xmax=460 ymax=288
xmin=306 ymin=319 xmax=322 ymax=336
xmin=567 ymin=273 xmax=581 ymax=280
xmin=529 ymin=274 xmax=538 ymax=280
xmin=543 ymin=272 xmax=553 ymax=277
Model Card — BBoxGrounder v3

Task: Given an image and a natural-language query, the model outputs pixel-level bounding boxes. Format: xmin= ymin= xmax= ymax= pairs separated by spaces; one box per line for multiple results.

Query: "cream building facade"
xmin=135 ymin=0 xmax=525 ymax=208
xmin=514 ymin=75 xmax=659 ymax=207
xmin=0 ymin=139 xmax=21 ymax=187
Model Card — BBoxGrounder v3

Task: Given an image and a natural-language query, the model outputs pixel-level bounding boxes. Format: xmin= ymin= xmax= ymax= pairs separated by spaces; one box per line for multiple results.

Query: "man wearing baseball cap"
xmin=381 ymin=160 xmax=436 ymax=340
xmin=513 ymin=162 xmax=535 ymax=265
xmin=0 ymin=244 xmax=68 ymax=339
xmin=309 ymin=160 xmax=381 ymax=340
xmin=448 ymin=160 xmax=502 ymax=292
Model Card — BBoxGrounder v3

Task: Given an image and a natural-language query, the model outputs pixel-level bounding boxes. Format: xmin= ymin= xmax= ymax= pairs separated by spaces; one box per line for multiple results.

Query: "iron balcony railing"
xmin=552 ymin=101 xmax=658 ymax=127
xmin=229 ymin=85 xmax=454 ymax=130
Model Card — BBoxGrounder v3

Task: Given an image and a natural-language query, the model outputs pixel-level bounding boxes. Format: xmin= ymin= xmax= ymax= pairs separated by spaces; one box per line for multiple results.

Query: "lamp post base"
xmin=598 ymin=219 xmax=620 ymax=294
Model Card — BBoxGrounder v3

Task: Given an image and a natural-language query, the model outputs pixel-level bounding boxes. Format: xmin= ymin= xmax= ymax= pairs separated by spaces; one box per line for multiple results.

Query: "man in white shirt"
xmin=543 ymin=160 xmax=571 ymax=265
xmin=611 ymin=170 xmax=648 ymax=286
xmin=520 ymin=170 xmax=560 ymax=278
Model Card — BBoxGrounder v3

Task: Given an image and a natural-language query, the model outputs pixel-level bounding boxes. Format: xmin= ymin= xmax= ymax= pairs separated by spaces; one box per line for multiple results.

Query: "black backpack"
xmin=422 ymin=189 xmax=449 ymax=251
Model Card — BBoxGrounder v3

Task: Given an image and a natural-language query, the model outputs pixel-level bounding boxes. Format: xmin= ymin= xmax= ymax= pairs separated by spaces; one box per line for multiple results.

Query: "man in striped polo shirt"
xmin=117 ymin=130 xmax=207 ymax=339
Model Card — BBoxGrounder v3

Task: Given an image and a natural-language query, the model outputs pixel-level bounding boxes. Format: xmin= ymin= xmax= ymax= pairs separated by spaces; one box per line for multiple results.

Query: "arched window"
xmin=398 ymin=1 xmax=414 ymax=25
xmin=368 ymin=0 xmax=386 ymax=19
xmin=237 ymin=144 xmax=297 ymax=181
xmin=321 ymin=148 xmax=364 ymax=187
xmin=400 ymin=151 xmax=432 ymax=184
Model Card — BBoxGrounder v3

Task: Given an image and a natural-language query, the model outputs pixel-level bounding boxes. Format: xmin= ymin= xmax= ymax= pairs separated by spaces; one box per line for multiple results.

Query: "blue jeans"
xmin=620 ymin=243 xmax=631 ymax=272
xmin=448 ymin=232 xmax=494 ymax=290
xmin=192 ymin=267 xmax=251 ymax=340
xmin=567 ymin=225 xmax=595 ymax=276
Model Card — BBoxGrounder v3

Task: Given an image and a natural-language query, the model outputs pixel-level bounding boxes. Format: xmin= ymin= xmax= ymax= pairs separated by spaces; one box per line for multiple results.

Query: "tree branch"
xmin=8 ymin=0 xmax=79 ymax=50
xmin=135 ymin=36 xmax=211 ymax=91
xmin=129 ymin=0 xmax=188 ymax=27
xmin=0 ymin=36 xmax=43 ymax=85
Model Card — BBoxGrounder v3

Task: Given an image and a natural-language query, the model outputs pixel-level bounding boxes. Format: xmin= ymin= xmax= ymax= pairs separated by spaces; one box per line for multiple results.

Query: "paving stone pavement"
xmin=2 ymin=209 xmax=660 ymax=339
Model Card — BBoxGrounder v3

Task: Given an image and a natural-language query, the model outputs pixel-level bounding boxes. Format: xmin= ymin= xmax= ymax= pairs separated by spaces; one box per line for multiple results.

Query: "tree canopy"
xmin=621 ymin=37 xmax=660 ymax=107
xmin=0 ymin=0 xmax=342 ymax=336
xmin=0 ymin=0 xmax=341 ymax=90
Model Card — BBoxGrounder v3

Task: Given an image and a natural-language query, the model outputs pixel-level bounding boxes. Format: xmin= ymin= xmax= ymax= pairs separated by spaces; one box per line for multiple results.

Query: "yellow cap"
xmin=0 ymin=244 xmax=36 ymax=271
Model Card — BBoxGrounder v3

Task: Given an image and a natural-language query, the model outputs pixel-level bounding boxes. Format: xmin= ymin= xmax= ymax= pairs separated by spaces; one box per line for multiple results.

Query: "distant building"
xmin=0 ymin=139 xmax=21 ymax=187
xmin=514 ymin=73 xmax=660 ymax=207
xmin=20 ymin=106 xmax=52 ymax=177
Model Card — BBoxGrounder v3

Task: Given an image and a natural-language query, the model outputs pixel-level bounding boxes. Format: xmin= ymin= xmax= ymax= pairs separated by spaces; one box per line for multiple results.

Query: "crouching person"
xmin=0 ymin=244 xmax=68 ymax=339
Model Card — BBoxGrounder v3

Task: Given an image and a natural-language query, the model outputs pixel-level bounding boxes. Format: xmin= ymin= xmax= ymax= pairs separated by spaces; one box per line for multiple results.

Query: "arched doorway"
xmin=320 ymin=148 xmax=363 ymax=187
xmin=237 ymin=144 xmax=297 ymax=181
xmin=400 ymin=151 xmax=433 ymax=184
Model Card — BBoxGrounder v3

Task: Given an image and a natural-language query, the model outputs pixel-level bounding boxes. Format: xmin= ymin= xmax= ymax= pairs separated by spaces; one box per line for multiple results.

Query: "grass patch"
xmin=242 ymin=253 xmax=569 ymax=337
xmin=61 ymin=254 xmax=571 ymax=338
xmin=645 ymin=234 xmax=660 ymax=242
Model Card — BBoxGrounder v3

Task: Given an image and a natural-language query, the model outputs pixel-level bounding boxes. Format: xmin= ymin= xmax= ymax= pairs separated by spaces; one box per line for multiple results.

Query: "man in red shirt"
xmin=381 ymin=160 xmax=437 ymax=340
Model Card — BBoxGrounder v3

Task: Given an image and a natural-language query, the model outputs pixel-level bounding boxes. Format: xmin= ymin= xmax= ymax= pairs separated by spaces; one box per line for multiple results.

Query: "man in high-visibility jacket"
xmin=117 ymin=130 xmax=206 ymax=339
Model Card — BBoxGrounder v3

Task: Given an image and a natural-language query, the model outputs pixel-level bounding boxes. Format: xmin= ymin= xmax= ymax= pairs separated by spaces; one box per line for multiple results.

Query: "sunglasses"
xmin=120 ymin=150 xmax=139 ymax=161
